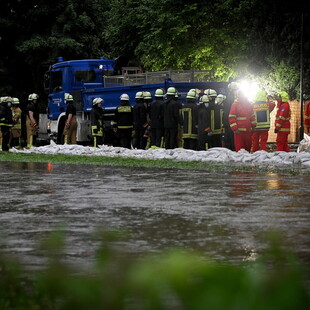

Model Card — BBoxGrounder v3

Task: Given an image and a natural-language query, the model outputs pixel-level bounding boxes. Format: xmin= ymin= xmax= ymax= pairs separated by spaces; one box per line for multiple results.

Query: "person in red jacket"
xmin=252 ymin=90 xmax=275 ymax=152
xmin=274 ymin=91 xmax=291 ymax=152
xmin=229 ymin=91 xmax=257 ymax=152
xmin=304 ymin=100 xmax=310 ymax=134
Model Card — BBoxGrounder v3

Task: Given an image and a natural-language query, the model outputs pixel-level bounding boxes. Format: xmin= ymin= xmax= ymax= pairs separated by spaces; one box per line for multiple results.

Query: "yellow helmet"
xmin=28 ymin=93 xmax=39 ymax=100
xmin=166 ymin=87 xmax=177 ymax=96
xmin=254 ymin=90 xmax=267 ymax=102
xmin=12 ymin=97 xmax=20 ymax=105
xmin=278 ymin=91 xmax=289 ymax=102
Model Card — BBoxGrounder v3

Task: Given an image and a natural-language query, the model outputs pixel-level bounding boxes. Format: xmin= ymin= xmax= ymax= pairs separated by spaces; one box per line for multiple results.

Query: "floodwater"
xmin=0 ymin=161 xmax=309 ymax=270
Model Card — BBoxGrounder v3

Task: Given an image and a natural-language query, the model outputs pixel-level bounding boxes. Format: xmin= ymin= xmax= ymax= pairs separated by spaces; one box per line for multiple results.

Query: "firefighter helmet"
xmin=186 ymin=89 xmax=196 ymax=99
xmin=28 ymin=93 xmax=39 ymax=100
xmin=228 ymin=82 xmax=239 ymax=91
xmin=143 ymin=91 xmax=152 ymax=100
xmin=12 ymin=97 xmax=20 ymax=105
xmin=166 ymin=87 xmax=177 ymax=96
xmin=254 ymin=90 xmax=267 ymax=102
xmin=120 ymin=93 xmax=130 ymax=101
xmin=204 ymin=89 xmax=217 ymax=98
xmin=135 ymin=91 xmax=144 ymax=99
xmin=215 ymin=94 xmax=226 ymax=105
xmin=278 ymin=91 xmax=289 ymax=102
xmin=64 ymin=93 xmax=74 ymax=102
xmin=93 ymin=97 xmax=103 ymax=106
xmin=155 ymin=88 xmax=164 ymax=97
xmin=199 ymin=95 xmax=210 ymax=103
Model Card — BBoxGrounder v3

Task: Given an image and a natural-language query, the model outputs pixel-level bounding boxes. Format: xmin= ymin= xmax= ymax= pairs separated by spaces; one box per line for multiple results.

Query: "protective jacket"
xmin=162 ymin=97 xmax=180 ymax=129
xmin=91 ymin=105 xmax=104 ymax=136
xmin=229 ymin=99 xmax=257 ymax=132
xmin=149 ymin=99 xmax=164 ymax=129
xmin=114 ymin=103 xmax=133 ymax=129
xmin=11 ymin=107 xmax=22 ymax=130
xmin=210 ymin=100 xmax=222 ymax=135
xmin=275 ymin=101 xmax=291 ymax=133
xmin=253 ymin=101 xmax=275 ymax=130
xmin=0 ymin=104 xmax=13 ymax=126
xmin=133 ymin=100 xmax=148 ymax=129
xmin=180 ymin=100 xmax=198 ymax=139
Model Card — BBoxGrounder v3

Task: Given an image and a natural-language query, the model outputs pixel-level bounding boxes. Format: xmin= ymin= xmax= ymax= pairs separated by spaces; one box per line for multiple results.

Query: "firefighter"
xmin=91 ymin=97 xmax=104 ymax=148
xmin=215 ymin=94 xmax=226 ymax=147
xmin=149 ymin=88 xmax=164 ymax=148
xmin=229 ymin=90 xmax=257 ymax=152
xmin=274 ymin=91 xmax=291 ymax=152
xmin=222 ymin=82 xmax=238 ymax=150
xmin=180 ymin=89 xmax=198 ymax=150
xmin=162 ymin=87 xmax=180 ymax=149
xmin=251 ymin=90 xmax=275 ymax=152
xmin=133 ymin=91 xmax=148 ymax=149
xmin=205 ymin=89 xmax=222 ymax=147
xmin=26 ymin=93 xmax=39 ymax=149
xmin=11 ymin=97 xmax=22 ymax=148
xmin=197 ymin=94 xmax=212 ymax=151
xmin=0 ymin=96 xmax=13 ymax=151
xmin=63 ymin=93 xmax=77 ymax=144
xmin=143 ymin=91 xmax=152 ymax=149
xmin=304 ymin=99 xmax=310 ymax=134
xmin=113 ymin=93 xmax=133 ymax=149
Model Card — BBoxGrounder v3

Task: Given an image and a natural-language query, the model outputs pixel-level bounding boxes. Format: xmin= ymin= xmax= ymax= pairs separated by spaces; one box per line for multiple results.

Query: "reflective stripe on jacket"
xmin=275 ymin=101 xmax=291 ymax=133
xmin=229 ymin=99 xmax=256 ymax=132
xmin=253 ymin=101 xmax=275 ymax=130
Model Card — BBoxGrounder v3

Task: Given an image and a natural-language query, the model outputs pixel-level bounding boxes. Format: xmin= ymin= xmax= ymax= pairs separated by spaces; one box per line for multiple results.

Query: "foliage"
xmin=0 ymin=0 xmax=309 ymax=100
xmin=0 ymin=230 xmax=309 ymax=310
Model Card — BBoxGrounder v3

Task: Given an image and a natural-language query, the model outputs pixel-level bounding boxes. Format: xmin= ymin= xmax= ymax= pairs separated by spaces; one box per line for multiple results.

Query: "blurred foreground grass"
xmin=0 ymin=230 xmax=309 ymax=310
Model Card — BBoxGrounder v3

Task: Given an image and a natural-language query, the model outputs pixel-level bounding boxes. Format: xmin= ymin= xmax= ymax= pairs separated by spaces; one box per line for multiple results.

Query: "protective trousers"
xmin=1 ymin=126 xmax=11 ymax=151
xmin=26 ymin=118 xmax=36 ymax=148
xmin=63 ymin=115 xmax=77 ymax=144
xmin=234 ymin=132 xmax=252 ymax=152
xmin=276 ymin=132 xmax=290 ymax=152
xmin=252 ymin=130 xmax=268 ymax=152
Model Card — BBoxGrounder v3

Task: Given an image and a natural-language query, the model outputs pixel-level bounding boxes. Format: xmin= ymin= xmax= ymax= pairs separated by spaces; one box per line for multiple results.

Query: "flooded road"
xmin=0 ymin=161 xmax=309 ymax=269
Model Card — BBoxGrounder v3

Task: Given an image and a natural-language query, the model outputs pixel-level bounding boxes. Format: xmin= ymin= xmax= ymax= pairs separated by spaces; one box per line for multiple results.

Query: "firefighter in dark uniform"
xmin=180 ymin=89 xmax=198 ymax=150
xmin=26 ymin=93 xmax=39 ymax=149
xmin=0 ymin=96 xmax=13 ymax=151
xmin=162 ymin=87 xmax=180 ymax=149
xmin=63 ymin=93 xmax=77 ymax=144
xmin=113 ymin=93 xmax=133 ymax=149
xmin=205 ymin=88 xmax=222 ymax=148
xmin=11 ymin=97 xmax=22 ymax=148
xmin=197 ymin=95 xmax=212 ymax=151
xmin=149 ymin=88 xmax=164 ymax=148
xmin=133 ymin=91 xmax=148 ymax=149
xmin=91 ymin=97 xmax=104 ymax=148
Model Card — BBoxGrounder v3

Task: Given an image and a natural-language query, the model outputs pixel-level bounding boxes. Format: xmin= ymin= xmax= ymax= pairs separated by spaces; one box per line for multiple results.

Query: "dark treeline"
xmin=0 ymin=0 xmax=309 ymax=106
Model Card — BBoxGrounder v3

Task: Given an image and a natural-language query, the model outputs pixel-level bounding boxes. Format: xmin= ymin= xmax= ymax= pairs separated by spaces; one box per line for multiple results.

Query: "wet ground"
xmin=0 ymin=161 xmax=309 ymax=270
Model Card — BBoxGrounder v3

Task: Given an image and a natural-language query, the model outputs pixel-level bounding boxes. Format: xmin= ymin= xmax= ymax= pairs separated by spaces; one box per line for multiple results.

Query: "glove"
xmin=207 ymin=130 xmax=213 ymax=137
xmin=93 ymin=129 xmax=98 ymax=134
xmin=274 ymin=129 xmax=279 ymax=133
xmin=234 ymin=129 xmax=240 ymax=134
xmin=32 ymin=122 xmax=38 ymax=128
xmin=65 ymin=122 xmax=70 ymax=128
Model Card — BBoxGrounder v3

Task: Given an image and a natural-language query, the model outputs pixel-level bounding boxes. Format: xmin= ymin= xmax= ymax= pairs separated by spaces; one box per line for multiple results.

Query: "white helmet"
xmin=64 ymin=93 xmax=74 ymax=102
xmin=135 ymin=91 xmax=144 ymax=99
xmin=12 ymin=97 xmax=20 ymax=105
xmin=120 ymin=93 xmax=129 ymax=101
xmin=28 ymin=93 xmax=39 ymax=100
xmin=143 ymin=91 xmax=152 ymax=100
xmin=228 ymin=82 xmax=239 ymax=91
xmin=166 ymin=87 xmax=177 ymax=96
xmin=215 ymin=94 xmax=226 ymax=105
xmin=199 ymin=95 xmax=210 ymax=103
xmin=186 ymin=89 xmax=196 ymax=99
xmin=155 ymin=88 xmax=164 ymax=97
xmin=93 ymin=97 xmax=103 ymax=106
xmin=204 ymin=89 xmax=217 ymax=98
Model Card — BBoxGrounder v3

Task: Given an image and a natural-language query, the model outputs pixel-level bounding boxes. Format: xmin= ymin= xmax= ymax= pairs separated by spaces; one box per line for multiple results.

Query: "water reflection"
xmin=0 ymin=161 xmax=309 ymax=270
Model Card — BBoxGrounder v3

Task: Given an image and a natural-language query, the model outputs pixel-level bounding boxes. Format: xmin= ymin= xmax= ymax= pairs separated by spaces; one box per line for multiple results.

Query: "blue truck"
xmin=42 ymin=57 xmax=229 ymax=143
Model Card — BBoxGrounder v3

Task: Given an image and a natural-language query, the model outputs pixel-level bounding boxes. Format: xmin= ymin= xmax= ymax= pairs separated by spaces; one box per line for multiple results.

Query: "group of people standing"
xmin=0 ymin=93 xmax=39 ymax=151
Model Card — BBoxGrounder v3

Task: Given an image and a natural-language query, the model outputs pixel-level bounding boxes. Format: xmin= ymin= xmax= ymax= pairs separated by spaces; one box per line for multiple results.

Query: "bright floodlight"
xmin=238 ymin=80 xmax=259 ymax=101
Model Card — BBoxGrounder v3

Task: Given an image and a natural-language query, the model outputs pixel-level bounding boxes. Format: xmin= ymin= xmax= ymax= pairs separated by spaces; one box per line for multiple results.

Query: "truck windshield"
xmin=51 ymin=71 xmax=63 ymax=93
xmin=75 ymin=70 xmax=96 ymax=82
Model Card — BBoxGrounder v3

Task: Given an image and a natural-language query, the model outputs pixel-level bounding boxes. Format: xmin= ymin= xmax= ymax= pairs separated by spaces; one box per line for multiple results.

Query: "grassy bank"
xmin=0 ymin=151 xmax=306 ymax=175
xmin=0 ymin=230 xmax=309 ymax=310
